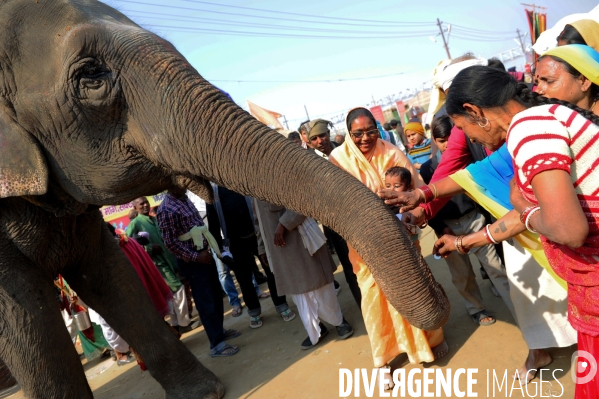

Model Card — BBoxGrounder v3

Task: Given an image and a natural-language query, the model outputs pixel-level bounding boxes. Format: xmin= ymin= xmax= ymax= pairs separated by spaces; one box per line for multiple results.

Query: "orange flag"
xmin=247 ymin=100 xmax=284 ymax=130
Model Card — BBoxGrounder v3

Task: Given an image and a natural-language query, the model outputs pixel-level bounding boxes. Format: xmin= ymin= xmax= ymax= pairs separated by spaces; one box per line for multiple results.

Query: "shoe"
xmin=336 ymin=318 xmax=354 ymax=339
xmin=231 ymin=304 xmax=243 ymax=317
xmin=301 ymin=323 xmax=328 ymax=350
xmin=210 ymin=343 xmax=240 ymax=358
xmin=280 ymin=309 xmax=296 ymax=322
xmin=250 ymin=316 xmax=263 ymax=329
xmin=471 ymin=310 xmax=496 ymax=326
xmin=179 ymin=320 xmax=201 ymax=334
xmin=334 ymin=280 xmax=341 ymax=296
xmin=117 ymin=353 xmax=136 ymax=366
xmin=223 ymin=329 xmax=242 ymax=340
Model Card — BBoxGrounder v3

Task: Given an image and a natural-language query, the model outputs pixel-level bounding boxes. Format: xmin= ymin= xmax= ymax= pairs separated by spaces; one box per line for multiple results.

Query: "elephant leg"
xmin=0 ymin=245 xmax=92 ymax=398
xmin=64 ymin=221 xmax=224 ymax=399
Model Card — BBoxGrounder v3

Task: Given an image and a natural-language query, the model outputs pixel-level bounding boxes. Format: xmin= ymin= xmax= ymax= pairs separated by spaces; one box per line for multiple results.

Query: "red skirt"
xmin=575 ymin=331 xmax=599 ymax=399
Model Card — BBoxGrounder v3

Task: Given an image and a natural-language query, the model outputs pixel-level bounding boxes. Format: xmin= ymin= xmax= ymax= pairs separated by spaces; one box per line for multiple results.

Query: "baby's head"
xmin=385 ymin=166 xmax=412 ymax=193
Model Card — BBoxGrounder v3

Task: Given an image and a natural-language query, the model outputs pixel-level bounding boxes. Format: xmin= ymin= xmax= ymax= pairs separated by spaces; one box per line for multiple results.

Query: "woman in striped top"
xmin=435 ymin=50 xmax=599 ymax=396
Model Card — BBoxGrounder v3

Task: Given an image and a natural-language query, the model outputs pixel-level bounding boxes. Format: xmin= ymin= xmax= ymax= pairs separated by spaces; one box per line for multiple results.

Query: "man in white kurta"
xmin=253 ymin=198 xmax=354 ymax=349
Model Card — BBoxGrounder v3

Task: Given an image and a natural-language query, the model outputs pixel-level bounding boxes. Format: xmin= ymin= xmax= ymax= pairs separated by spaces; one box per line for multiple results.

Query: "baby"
xmin=384 ymin=166 xmax=421 ymax=248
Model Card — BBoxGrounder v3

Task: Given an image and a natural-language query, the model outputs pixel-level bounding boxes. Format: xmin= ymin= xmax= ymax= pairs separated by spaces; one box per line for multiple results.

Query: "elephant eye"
xmin=76 ymin=60 xmax=116 ymax=103
xmin=82 ymin=65 xmax=110 ymax=80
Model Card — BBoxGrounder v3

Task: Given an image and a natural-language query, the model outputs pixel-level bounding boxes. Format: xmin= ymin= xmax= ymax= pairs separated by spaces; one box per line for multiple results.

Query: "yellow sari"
xmin=329 ymin=132 xmax=443 ymax=368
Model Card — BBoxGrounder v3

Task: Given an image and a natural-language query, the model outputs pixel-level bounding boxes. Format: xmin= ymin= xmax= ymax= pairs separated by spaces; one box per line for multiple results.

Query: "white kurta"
xmin=292 ymin=282 xmax=343 ymax=345
xmin=503 ymin=240 xmax=577 ymax=349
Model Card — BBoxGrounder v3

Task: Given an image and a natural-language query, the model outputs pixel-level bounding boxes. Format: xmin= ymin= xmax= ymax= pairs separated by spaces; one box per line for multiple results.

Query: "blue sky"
xmin=104 ymin=0 xmax=595 ymax=128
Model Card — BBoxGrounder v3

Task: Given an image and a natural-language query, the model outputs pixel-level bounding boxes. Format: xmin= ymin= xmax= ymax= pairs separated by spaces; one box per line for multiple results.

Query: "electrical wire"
xmin=112 ymin=0 xmax=434 ymax=28
xmin=208 ymin=68 xmax=420 ymax=83
xmin=180 ymin=0 xmax=435 ymax=26
xmin=125 ymin=11 xmax=438 ymax=36
xmin=113 ymin=1 xmax=522 ymax=43
xmin=143 ymin=24 xmax=437 ymax=39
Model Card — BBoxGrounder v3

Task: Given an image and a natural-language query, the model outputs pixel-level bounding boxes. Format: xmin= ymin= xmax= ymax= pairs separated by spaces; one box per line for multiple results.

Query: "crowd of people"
xmin=55 ymin=15 xmax=599 ymax=398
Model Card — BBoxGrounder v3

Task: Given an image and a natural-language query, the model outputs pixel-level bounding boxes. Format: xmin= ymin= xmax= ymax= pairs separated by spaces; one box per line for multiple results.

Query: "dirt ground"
xmin=4 ymin=227 xmax=576 ymax=398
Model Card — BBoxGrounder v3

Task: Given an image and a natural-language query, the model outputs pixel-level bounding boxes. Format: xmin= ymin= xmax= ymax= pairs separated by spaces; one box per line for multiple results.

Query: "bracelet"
xmin=520 ymin=205 xmax=538 ymax=225
xmin=484 ymin=224 xmax=499 ymax=244
xmin=430 ymin=183 xmax=438 ymax=200
xmin=455 ymin=235 xmax=470 ymax=255
xmin=525 ymin=206 xmax=541 ymax=233
xmin=419 ymin=185 xmax=435 ymax=203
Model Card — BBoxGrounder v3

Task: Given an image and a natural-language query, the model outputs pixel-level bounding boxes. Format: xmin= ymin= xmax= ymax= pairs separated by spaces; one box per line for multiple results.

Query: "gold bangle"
xmin=430 ymin=183 xmax=438 ymax=200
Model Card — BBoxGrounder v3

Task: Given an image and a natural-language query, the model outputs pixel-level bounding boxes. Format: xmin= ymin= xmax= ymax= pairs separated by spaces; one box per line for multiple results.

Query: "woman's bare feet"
xmin=432 ymin=340 xmax=450 ymax=360
xmin=379 ymin=365 xmax=395 ymax=391
xmin=515 ymin=349 xmax=553 ymax=384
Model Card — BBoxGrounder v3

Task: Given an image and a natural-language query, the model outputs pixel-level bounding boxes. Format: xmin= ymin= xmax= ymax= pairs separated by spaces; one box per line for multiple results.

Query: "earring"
xmin=477 ymin=117 xmax=489 ymax=128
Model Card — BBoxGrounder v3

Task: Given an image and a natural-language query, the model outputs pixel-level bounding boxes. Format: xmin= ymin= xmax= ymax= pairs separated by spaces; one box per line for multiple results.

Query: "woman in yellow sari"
xmin=329 ymin=107 xmax=448 ymax=375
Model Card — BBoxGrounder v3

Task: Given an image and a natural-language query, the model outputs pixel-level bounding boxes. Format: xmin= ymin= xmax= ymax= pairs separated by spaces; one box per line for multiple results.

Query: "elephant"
xmin=0 ymin=0 xmax=450 ymax=397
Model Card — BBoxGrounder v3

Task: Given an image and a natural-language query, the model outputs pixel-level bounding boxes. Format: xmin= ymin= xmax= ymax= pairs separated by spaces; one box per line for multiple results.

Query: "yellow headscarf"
xmin=570 ymin=19 xmax=599 ymax=52
xmin=329 ymin=107 xmax=423 ymax=192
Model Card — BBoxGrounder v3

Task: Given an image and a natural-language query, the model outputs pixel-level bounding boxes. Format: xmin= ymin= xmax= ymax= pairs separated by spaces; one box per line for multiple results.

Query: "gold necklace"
xmin=591 ymin=101 xmax=597 ymax=112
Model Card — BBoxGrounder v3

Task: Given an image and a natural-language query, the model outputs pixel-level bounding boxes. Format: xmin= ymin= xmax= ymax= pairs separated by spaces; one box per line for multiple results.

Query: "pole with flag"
xmin=247 ymin=100 xmax=285 ymax=130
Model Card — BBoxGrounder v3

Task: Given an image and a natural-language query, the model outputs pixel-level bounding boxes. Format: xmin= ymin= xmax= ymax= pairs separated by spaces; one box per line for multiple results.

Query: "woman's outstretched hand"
xmin=433 ymin=234 xmax=457 ymax=258
xmin=378 ymin=189 xmax=423 ymax=213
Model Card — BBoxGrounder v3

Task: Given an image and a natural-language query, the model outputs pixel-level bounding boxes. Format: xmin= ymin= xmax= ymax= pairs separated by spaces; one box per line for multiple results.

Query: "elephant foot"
xmin=164 ymin=376 xmax=224 ymax=399
xmin=202 ymin=381 xmax=225 ymax=399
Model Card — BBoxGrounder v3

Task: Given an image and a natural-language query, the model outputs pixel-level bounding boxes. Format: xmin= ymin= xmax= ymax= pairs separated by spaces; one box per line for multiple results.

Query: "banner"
xmin=369 ymin=105 xmax=385 ymax=124
xmin=525 ymin=9 xmax=547 ymax=45
xmin=101 ymin=192 xmax=166 ymax=231
xmin=395 ymin=101 xmax=406 ymax=126
xmin=247 ymin=100 xmax=284 ymax=130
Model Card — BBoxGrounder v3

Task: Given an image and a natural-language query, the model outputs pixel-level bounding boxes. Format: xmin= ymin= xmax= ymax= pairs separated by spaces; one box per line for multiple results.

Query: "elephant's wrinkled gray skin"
xmin=0 ymin=0 xmax=449 ymax=397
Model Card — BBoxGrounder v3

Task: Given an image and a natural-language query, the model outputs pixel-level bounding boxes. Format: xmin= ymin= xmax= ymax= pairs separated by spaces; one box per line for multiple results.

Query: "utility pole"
xmin=516 ymin=29 xmax=527 ymax=54
xmin=282 ymin=115 xmax=289 ymax=130
xmin=437 ymin=18 xmax=451 ymax=59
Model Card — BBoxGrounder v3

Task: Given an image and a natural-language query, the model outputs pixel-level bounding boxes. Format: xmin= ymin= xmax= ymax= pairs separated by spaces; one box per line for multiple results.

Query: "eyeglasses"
xmin=309 ymin=132 xmax=329 ymax=142
xmin=349 ymin=129 xmax=379 ymax=139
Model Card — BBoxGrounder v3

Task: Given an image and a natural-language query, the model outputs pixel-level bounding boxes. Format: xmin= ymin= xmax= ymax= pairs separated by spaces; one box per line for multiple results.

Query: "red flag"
xmin=369 ymin=106 xmax=385 ymax=124
xmin=247 ymin=101 xmax=284 ymax=130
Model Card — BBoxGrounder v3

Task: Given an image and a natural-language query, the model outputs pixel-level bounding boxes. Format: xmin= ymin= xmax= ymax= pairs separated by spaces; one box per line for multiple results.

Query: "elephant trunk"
xmin=123 ymin=32 xmax=449 ymax=330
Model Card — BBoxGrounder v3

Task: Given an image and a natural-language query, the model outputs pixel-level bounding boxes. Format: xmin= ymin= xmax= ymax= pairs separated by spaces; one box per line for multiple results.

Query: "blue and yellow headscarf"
xmin=543 ymin=44 xmax=599 ymax=85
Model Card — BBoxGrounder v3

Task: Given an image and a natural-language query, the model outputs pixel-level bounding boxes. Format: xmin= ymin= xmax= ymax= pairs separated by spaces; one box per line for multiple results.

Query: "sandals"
xmin=223 ymin=329 xmax=241 ymax=340
xmin=257 ymin=291 xmax=271 ymax=299
xmin=471 ymin=310 xmax=496 ymax=326
xmin=280 ymin=309 xmax=296 ymax=322
xmin=210 ymin=343 xmax=239 ymax=358
xmin=231 ymin=305 xmax=243 ymax=317
xmin=250 ymin=316 xmax=263 ymax=329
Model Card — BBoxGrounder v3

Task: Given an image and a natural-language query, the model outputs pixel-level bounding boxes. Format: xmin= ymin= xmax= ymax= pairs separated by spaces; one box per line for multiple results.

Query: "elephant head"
xmin=0 ymin=0 xmax=448 ymax=329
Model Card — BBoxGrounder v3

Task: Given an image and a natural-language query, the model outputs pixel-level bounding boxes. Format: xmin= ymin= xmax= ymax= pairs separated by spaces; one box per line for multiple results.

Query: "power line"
xmin=161 ymin=0 xmax=436 ymax=26
xmin=451 ymin=24 xmax=515 ymax=35
xmin=143 ymin=24 xmax=436 ymax=39
xmin=126 ymin=10 xmax=514 ymax=40
xmin=113 ymin=1 xmax=522 ymax=46
xmin=208 ymin=68 xmax=420 ymax=83
xmin=125 ymin=11 xmax=438 ymax=36
xmin=113 ymin=0 xmax=434 ymax=28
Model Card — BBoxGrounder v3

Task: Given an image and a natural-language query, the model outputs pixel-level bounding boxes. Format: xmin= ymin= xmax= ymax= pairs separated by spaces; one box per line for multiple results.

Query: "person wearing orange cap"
xmin=404 ymin=121 xmax=431 ymax=170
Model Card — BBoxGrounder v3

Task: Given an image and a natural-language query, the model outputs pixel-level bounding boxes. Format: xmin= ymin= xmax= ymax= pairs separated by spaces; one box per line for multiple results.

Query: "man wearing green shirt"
xmin=127 ymin=197 xmax=195 ymax=333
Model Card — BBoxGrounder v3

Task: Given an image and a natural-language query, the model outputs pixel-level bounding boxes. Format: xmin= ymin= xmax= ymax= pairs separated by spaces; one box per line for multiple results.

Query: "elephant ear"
xmin=0 ymin=103 xmax=48 ymax=197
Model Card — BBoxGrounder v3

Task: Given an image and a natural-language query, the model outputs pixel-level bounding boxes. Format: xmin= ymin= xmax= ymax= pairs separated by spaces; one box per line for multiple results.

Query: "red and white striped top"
xmin=507 ymin=103 xmax=599 ymax=202
xmin=507 ymin=104 xmax=599 ymax=336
